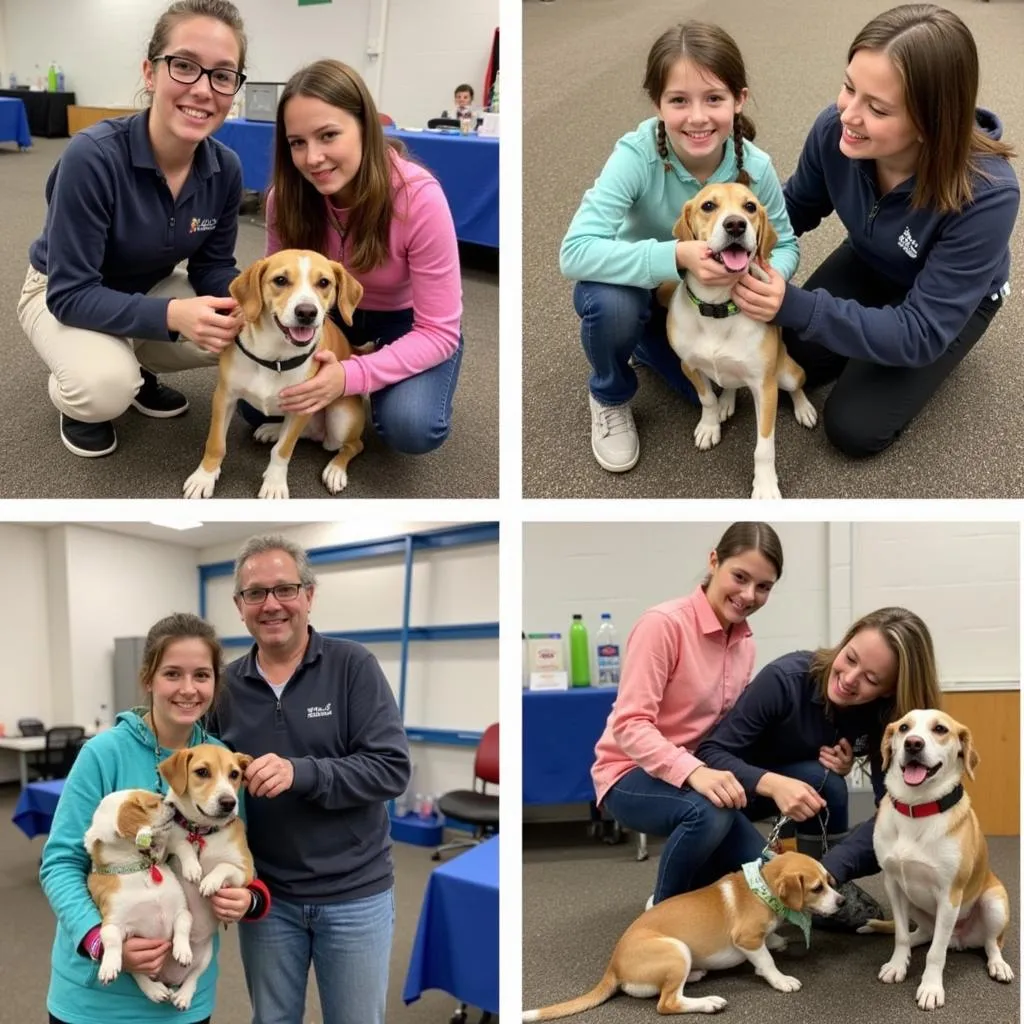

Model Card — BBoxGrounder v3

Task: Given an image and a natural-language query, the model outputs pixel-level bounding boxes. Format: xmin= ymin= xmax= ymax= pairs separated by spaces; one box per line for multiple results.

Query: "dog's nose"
xmin=722 ymin=216 xmax=747 ymax=238
xmin=294 ymin=303 xmax=318 ymax=325
xmin=218 ymin=796 xmax=237 ymax=813
xmin=904 ymin=735 xmax=925 ymax=754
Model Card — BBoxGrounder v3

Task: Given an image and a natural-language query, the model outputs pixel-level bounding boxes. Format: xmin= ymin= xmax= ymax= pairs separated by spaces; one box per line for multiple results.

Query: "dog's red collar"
xmin=890 ymin=783 xmax=964 ymax=818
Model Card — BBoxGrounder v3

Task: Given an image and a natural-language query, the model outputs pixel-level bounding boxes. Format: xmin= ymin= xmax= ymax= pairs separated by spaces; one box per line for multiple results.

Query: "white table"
xmin=0 ymin=733 xmax=94 ymax=788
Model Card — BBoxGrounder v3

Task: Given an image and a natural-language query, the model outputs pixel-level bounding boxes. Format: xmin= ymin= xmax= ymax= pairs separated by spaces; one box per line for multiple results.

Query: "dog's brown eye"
xmin=898 ymin=722 xmax=909 ymax=733
xmin=934 ymin=724 xmax=948 ymax=734
xmin=700 ymin=200 xmax=716 ymax=212
xmin=271 ymin=274 xmax=288 ymax=287
xmin=317 ymin=277 xmax=330 ymax=288
xmin=812 ymin=883 xmax=824 ymax=892
xmin=195 ymin=767 xmax=211 ymax=778
xmin=230 ymin=770 xmax=240 ymax=779
xmin=743 ymin=201 xmax=757 ymax=213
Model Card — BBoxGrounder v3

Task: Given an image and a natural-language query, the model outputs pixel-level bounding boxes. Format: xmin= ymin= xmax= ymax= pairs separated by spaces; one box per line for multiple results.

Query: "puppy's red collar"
xmin=890 ymin=783 xmax=964 ymax=818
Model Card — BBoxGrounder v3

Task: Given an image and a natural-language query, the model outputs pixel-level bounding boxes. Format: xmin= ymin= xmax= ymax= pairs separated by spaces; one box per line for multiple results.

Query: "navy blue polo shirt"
xmin=29 ymin=109 xmax=243 ymax=340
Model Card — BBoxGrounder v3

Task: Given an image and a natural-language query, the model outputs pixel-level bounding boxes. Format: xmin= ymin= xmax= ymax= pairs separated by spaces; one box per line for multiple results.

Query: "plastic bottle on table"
xmin=595 ymin=613 xmax=621 ymax=687
xmin=56 ymin=65 xmax=65 ymax=92
xmin=569 ymin=614 xmax=590 ymax=687
xmin=47 ymin=61 xmax=57 ymax=92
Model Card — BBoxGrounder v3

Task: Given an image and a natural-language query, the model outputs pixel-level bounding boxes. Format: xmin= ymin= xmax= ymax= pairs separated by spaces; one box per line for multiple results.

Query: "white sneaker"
xmin=589 ymin=394 xmax=639 ymax=472
xmin=645 ymin=893 xmax=655 ymax=911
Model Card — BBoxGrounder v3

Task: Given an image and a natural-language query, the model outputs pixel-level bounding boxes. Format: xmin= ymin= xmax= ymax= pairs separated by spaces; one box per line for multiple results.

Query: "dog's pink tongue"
xmin=289 ymin=326 xmax=316 ymax=344
xmin=903 ymin=763 xmax=929 ymax=786
xmin=720 ymin=248 xmax=749 ymax=272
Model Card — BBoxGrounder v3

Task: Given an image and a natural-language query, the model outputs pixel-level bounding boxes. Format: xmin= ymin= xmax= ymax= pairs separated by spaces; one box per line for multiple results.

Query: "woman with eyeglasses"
xmin=17 ymin=0 xmax=248 ymax=460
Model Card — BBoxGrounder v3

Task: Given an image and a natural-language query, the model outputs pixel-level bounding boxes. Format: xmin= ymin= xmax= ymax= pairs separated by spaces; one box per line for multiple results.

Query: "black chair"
xmin=432 ymin=723 xmax=499 ymax=861
xmin=427 ymin=117 xmax=461 ymax=129
xmin=30 ymin=726 xmax=85 ymax=780
xmin=17 ymin=717 xmax=45 ymax=736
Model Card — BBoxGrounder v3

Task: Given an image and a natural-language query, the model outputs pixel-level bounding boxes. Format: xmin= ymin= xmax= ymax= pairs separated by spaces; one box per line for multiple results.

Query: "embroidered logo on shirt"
xmin=307 ymin=702 xmax=333 ymax=719
xmin=189 ymin=217 xmax=218 ymax=234
xmin=897 ymin=226 xmax=918 ymax=259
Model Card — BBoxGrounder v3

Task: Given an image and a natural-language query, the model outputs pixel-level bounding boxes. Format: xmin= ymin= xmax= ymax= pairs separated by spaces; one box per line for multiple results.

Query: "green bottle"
xmin=569 ymin=614 xmax=590 ymax=687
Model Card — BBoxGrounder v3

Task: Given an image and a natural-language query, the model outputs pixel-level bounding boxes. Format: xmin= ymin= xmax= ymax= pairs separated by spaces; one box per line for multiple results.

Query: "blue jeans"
xmin=574 ymin=280 xmax=698 ymax=406
xmin=238 ymin=888 xmax=395 ymax=1024
xmin=603 ymin=761 xmax=849 ymax=903
xmin=238 ymin=307 xmax=463 ymax=455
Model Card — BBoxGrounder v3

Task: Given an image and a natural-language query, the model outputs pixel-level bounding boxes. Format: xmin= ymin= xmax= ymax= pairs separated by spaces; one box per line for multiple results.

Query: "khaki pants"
xmin=17 ymin=266 xmax=218 ymax=422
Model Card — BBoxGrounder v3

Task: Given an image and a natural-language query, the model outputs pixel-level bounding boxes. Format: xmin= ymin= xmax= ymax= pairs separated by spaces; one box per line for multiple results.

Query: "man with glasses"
xmin=208 ymin=533 xmax=411 ymax=1024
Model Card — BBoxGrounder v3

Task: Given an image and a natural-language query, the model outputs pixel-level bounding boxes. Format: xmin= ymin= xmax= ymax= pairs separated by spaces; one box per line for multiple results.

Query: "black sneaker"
xmin=814 ymin=880 xmax=885 ymax=932
xmin=60 ymin=414 xmax=117 ymax=457
xmin=131 ymin=370 xmax=189 ymax=418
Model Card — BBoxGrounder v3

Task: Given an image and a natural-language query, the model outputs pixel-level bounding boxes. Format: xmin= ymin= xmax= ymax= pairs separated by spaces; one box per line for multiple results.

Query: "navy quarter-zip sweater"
xmin=776 ymin=104 xmax=1019 ymax=367
xmin=697 ymin=650 xmax=893 ymax=883
xmin=209 ymin=628 xmax=411 ymax=902
xmin=29 ymin=110 xmax=242 ymax=341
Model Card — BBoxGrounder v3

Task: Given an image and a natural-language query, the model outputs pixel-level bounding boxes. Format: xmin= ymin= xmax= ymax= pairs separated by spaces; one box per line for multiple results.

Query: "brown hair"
xmin=270 ymin=59 xmax=408 ymax=273
xmin=810 ymin=607 xmax=942 ymax=720
xmin=140 ymin=612 xmax=224 ymax=745
xmin=702 ymin=522 xmax=784 ymax=587
xmin=643 ymin=22 xmax=756 ymax=184
xmin=848 ymin=4 xmax=1015 ymax=213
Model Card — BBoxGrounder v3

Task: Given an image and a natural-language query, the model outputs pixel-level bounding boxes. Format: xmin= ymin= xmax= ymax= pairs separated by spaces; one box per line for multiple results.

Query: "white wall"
xmin=1 ymin=0 xmax=497 ymax=125
xmin=523 ymin=522 xmax=1020 ymax=689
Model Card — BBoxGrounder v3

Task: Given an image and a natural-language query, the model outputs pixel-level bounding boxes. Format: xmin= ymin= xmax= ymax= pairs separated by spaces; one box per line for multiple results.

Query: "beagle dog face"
xmin=159 ymin=743 xmax=253 ymax=825
xmin=84 ymin=788 xmax=175 ymax=861
xmin=229 ymin=249 xmax=365 ymax=341
xmin=769 ymin=852 xmax=844 ymax=917
xmin=882 ymin=709 xmax=978 ymax=798
xmin=673 ymin=182 xmax=778 ymax=274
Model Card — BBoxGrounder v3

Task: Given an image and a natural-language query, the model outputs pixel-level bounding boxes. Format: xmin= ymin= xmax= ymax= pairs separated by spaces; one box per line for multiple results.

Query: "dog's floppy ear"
xmin=777 ymin=870 xmax=806 ymax=912
xmin=331 ymin=261 xmax=364 ymax=326
xmin=114 ymin=791 xmax=157 ymax=841
xmin=235 ymin=752 xmax=254 ymax=774
xmin=159 ymin=748 xmax=193 ymax=796
xmin=957 ymin=725 xmax=979 ymax=780
xmin=756 ymin=204 xmax=778 ymax=266
xmin=880 ymin=721 xmax=897 ymax=771
xmin=673 ymin=200 xmax=697 ymax=242
xmin=229 ymin=258 xmax=269 ymax=323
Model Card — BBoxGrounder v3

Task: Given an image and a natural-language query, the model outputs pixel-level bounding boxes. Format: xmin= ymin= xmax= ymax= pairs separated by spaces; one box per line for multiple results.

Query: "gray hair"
xmin=233 ymin=534 xmax=317 ymax=593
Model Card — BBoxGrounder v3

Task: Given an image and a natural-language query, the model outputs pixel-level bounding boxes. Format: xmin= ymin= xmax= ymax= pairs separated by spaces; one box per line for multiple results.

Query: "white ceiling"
xmin=18 ymin=522 xmax=296 ymax=548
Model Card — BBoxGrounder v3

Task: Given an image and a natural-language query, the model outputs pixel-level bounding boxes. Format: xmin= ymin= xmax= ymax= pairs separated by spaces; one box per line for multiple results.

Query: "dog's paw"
xmin=172 ymin=936 xmax=193 ymax=966
xmin=258 ymin=467 xmax=290 ymax=500
xmin=253 ymin=423 xmax=282 ymax=444
xmin=768 ymin=974 xmax=801 ymax=993
xmin=322 ymin=463 xmax=349 ymax=494
xmin=97 ymin=953 xmax=122 ymax=985
xmin=717 ymin=389 xmax=736 ymax=423
xmin=751 ymin=476 xmax=782 ymax=500
xmin=765 ymin=933 xmax=788 ymax=952
xmin=694 ymin=419 xmax=721 ymax=450
xmin=879 ymin=957 xmax=909 ymax=984
xmin=989 ymin=957 xmax=1014 ymax=983
xmin=686 ymin=969 xmax=707 ymax=983
xmin=689 ymin=995 xmax=727 ymax=1013
xmin=171 ymin=987 xmax=195 ymax=1012
xmin=916 ymin=977 xmax=945 ymax=1010
xmin=133 ymin=976 xmax=171 ymax=1003
xmin=181 ymin=859 xmax=203 ymax=885
xmin=182 ymin=466 xmax=219 ymax=499
xmin=792 ymin=392 xmax=818 ymax=429
xmin=198 ymin=874 xmax=222 ymax=898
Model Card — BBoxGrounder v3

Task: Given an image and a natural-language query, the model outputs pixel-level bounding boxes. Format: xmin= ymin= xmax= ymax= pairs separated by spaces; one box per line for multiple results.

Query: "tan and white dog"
xmin=183 ymin=249 xmax=365 ymax=500
xmin=660 ymin=182 xmax=817 ymax=499
xmin=84 ymin=788 xmax=193 ymax=1005
xmin=522 ymin=851 xmax=843 ymax=1019
xmin=156 ymin=745 xmax=255 ymax=1011
xmin=859 ymin=709 xmax=1013 ymax=1010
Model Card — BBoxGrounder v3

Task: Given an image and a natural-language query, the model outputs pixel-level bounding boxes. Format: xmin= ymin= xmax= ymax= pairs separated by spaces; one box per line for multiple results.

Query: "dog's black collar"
xmin=173 ymin=808 xmax=220 ymax=836
xmin=685 ymin=283 xmax=741 ymax=319
xmin=235 ymin=335 xmax=315 ymax=373
xmin=890 ymin=782 xmax=964 ymax=818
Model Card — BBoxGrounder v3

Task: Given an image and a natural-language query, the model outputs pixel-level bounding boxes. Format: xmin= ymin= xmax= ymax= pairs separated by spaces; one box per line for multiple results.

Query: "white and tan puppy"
xmin=523 ymin=851 xmax=843 ymax=1019
xmin=156 ymin=744 xmax=255 ymax=1011
xmin=860 ymin=709 xmax=1013 ymax=1010
xmin=183 ymin=248 xmax=365 ymax=500
xmin=84 ymin=788 xmax=193 ymax=1004
xmin=659 ymin=182 xmax=816 ymax=499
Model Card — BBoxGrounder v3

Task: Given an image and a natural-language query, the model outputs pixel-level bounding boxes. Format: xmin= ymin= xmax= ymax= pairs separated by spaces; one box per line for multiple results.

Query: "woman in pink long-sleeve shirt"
xmin=595 ymin=522 xmax=783 ymax=905
xmin=241 ymin=59 xmax=463 ymax=454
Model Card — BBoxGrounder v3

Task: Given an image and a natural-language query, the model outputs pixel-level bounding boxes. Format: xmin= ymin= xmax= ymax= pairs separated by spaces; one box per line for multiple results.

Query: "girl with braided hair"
xmin=560 ymin=21 xmax=799 ymax=474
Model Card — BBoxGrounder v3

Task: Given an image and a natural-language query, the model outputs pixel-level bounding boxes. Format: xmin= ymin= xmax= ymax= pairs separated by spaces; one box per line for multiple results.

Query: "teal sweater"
xmin=560 ymin=116 xmax=800 ymax=288
xmin=41 ymin=712 xmax=229 ymax=1024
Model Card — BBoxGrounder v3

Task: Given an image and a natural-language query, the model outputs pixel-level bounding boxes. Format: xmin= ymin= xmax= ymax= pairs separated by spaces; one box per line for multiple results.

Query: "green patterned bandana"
xmin=741 ymin=858 xmax=812 ymax=948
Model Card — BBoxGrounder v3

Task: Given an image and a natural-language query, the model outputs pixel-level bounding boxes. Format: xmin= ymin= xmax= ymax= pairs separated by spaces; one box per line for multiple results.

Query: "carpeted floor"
xmin=522 ymin=0 xmax=1024 ymax=499
xmin=0 ymin=783 xmax=495 ymax=1024
xmin=522 ymin=823 xmax=1019 ymax=1023
xmin=0 ymin=137 xmax=498 ymax=499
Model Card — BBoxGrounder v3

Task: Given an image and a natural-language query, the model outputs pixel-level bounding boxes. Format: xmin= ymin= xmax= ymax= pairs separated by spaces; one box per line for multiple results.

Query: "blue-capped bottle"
xmin=595 ymin=613 xmax=621 ymax=687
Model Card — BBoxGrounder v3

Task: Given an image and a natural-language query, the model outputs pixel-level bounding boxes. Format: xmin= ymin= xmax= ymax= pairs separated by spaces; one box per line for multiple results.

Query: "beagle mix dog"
xmin=156 ymin=745 xmax=255 ymax=1011
xmin=183 ymin=249 xmax=365 ymax=500
xmin=660 ymin=182 xmax=816 ymax=499
xmin=859 ymin=710 xmax=1013 ymax=1011
xmin=523 ymin=851 xmax=843 ymax=1019
xmin=84 ymin=789 xmax=193 ymax=1004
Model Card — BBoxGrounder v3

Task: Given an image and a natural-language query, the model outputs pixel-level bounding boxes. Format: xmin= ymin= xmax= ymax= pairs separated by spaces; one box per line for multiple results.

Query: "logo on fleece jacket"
xmin=897 ymin=226 xmax=919 ymax=259
xmin=307 ymin=702 xmax=333 ymax=719
xmin=189 ymin=216 xmax=218 ymax=234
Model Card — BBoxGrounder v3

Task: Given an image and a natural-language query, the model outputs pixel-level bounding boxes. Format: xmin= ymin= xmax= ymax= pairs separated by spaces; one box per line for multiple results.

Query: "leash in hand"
xmin=761 ymin=768 xmax=833 ymax=861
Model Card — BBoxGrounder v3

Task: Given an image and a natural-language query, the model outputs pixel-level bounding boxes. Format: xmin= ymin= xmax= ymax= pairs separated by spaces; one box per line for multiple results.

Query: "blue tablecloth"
xmin=523 ymin=688 xmax=618 ymax=805
xmin=0 ymin=97 xmax=32 ymax=148
xmin=212 ymin=119 xmax=499 ymax=247
xmin=12 ymin=779 xmax=65 ymax=838
xmin=403 ymin=836 xmax=498 ymax=1013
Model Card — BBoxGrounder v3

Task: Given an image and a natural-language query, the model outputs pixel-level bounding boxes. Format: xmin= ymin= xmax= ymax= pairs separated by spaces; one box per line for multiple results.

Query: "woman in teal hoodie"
xmin=41 ymin=612 xmax=270 ymax=1024
xmin=559 ymin=21 xmax=800 ymax=474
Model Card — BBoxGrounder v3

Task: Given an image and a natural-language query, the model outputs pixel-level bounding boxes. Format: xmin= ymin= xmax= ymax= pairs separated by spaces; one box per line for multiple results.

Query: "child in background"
xmin=444 ymin=82 xmax=475 ymax=118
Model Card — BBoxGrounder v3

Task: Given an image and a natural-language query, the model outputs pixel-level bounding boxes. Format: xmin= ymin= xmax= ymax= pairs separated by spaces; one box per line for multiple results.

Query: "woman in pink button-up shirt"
xmin=595 ymin=521 xmax=782 ymax=905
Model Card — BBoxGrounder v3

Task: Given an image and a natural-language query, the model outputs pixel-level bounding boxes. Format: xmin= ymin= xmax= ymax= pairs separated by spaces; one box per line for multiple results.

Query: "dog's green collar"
xmin=685 ymin=283 xmax=740 ymax=319
xmin=742 ymin=858 xmax=812 ymax=948
xmin=93 ymin=859 xmax=153 ymax=876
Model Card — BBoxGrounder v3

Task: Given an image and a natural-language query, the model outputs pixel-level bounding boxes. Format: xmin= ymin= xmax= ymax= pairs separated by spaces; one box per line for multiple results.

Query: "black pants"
xmin=782 ymin=241 xmax=1002 ymax=457
xmin=48 ymin=1017 xmax=210 ymax=1024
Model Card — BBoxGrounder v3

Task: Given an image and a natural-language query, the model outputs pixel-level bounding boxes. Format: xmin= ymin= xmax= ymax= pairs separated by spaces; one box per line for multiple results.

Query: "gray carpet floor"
xmin=0 ymin=137 xmax=498 ymax=499
xmin=523 ymin=823 xmax=1019 ymax=1023
xmin=0 ymin=783 xmax=495 ymax=1024
xmin=522 ymin=0 xmax=1024 ymax=499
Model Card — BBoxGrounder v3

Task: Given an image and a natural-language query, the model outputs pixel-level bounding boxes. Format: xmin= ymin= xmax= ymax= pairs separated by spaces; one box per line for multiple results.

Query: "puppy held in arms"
xmin=84 ymin=789 xmax=194 ymax=1005
xmin=183 ymin=249 xmax=366 ymax=500
xmin=659 ymin=182 xmax=816 ymax=499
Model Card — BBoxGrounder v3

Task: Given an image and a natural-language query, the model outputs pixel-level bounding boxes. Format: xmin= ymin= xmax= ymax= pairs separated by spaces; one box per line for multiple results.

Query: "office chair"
xmin=17 ymin=717 xmax=45 ymax=736
xmin=427 ymin=117 xmax=460 ymax=130
xmin=30 ymin=726 xmax=86 ymax=780
xmin=432 ymin=723 xmax=499 ymax=861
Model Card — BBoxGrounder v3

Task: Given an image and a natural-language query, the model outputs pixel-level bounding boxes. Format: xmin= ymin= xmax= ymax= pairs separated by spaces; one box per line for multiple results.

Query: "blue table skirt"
xmin=0 ymin=97 xmax=32 ymax=148
xmin=523 ymin=687 xmax=618 ymax=805
xmin=403 ymin=835 xmax=498 ymax=1013
xmin=12 ymin=779 xmax=65 ymax=838
xmin=213 ymin=119 xmax=499 ymax=247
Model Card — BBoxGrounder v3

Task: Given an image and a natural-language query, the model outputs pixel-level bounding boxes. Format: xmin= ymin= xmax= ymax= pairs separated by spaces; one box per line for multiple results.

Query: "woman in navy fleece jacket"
xmin=733 ymin=4 xmax=1018 ymax=458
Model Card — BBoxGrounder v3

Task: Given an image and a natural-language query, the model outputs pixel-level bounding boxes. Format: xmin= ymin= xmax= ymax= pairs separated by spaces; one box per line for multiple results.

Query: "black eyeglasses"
xmin=154 ymin=54 xmax=247 ymax=96
xmin=237 ymin=583 xmax=306 ymax=605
